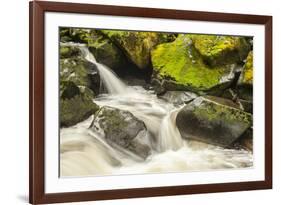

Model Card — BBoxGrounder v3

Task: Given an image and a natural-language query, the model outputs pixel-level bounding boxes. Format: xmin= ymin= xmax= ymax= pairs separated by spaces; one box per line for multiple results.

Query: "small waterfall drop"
xmin=158 ymin=108 xmax=184 ymax=152
xmin=62 ymin=42 xmax=128 ymax=95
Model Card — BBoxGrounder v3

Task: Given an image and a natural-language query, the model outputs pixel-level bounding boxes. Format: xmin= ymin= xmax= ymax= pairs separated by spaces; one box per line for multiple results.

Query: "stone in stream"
xmin=90 ymin=106 xmax=151 ymax=159
xmin=60 ymin=82 xmax=99 ymax=127
xmin=158 ymin=91 xmax=198 ymax=105
xmin=176 ymin=96 xmax=252 ymax=147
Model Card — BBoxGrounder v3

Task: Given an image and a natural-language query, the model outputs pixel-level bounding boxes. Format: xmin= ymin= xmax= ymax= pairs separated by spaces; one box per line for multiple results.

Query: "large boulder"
xmin=102 ymin=31 xmax=173 ymax=70
xmin=90 ymin=106 xmax=151 ymax=159
xmin=176 ymin=96 xmax=252 ymax=147
xmin=151 ymin=35 xmax=239 ymax=94
xmin=60 ymin=82 xmax=99 ymax=127
xmin=191 ymin=35 xmax=250 ymax=67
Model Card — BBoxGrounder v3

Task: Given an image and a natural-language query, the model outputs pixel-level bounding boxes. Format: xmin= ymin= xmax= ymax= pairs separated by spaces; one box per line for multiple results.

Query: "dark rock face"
xmin=176 ymin=96 xmax=252 ymax=147
xmin=90 ymin=106 xmax=151 ymax=159
xmin=230 ymin=128 xmax=253 ymax=151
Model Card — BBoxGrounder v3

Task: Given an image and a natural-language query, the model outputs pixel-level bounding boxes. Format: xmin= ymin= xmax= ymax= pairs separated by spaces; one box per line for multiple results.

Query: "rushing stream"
xmin=60 ymin=44 xmax=253 ymax=177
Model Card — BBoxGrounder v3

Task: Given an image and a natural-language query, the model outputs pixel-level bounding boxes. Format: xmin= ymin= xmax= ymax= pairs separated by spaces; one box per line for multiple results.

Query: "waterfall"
xmin=158 ymin=108 xmax=184 ymax=152
xmin=63 ymin=43 xmax=128 ymax=95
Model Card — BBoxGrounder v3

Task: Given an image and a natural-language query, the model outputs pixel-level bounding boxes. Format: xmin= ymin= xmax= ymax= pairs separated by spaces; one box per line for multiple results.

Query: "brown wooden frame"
xmin=29 ymin=1 xmax=272 ymax=204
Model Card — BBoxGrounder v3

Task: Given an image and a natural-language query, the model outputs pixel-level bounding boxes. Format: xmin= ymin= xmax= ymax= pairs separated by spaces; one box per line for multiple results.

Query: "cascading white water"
xmin=158 ymin=108 xmax=184 ymax=152
xmin=60 ymin=44 xmax=253 ymax=177
xmin=79 ymin=46 xmax=128 ymax=94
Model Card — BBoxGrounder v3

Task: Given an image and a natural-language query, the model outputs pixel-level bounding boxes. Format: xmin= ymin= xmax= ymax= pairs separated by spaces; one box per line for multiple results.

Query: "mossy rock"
xmin=60 ymin=55 xmax=100 ymax=95
xmin=176 ymin=96 xmax=253 ymax=147
xmin=151 ymin=35 xmax=238 ymax=94
xmin=237 ymin=51 xmax=253 ymax=101
xmin=192 ymin=35 xmax=251 ymax=66
xmin=90 ymin=106 xmax=151 ymax=159
xmin=60 ymin=45 xmax=81 ymax=59
xmin=239 ymin=51 xmax=253 ymax=85
xmin=101 ymin=30 xmax=169 ymax=69
xmin=87 ymin=31 xmax=128 ymax=72
xmin=60 ymin=85 xmax=99 ymax=127
xmin=60 ymin=28 xmax=91 ymax=43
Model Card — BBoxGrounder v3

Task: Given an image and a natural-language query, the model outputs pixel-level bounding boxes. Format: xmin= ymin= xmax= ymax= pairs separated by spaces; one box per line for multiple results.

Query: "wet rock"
xmin=176 ymin=96 xmax=252 ymax=147
xmin=90 ymin=106 xmax=151 ymax=159
xmin=60 ymin=84 xmax=99 ymax=127
xmin=151 ymin=34 xmax=239 ymax=94
xmin=230 ymin=128 xmax=253 ymax=151
xmin=158 ymin=91 xmax=197 ymax=105
xmin=60 ymin=54 xmax=100 ymax=95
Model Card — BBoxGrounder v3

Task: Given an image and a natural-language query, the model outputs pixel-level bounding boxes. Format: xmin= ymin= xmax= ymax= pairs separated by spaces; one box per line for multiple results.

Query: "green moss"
xmin=59 ymin=46 xmax=81 ymax=59
xmin=151 ymin=35 xmax=233 ymax=92
xmin=60 ymin=91 xmax=99 ymax=127
xmin=98 ymin=108 xmax=129 ymax=135
xmin=241 ymin=51 xmax=253 ymax=84
xmin=191 ymin=35 xmax=250 ymax=66
xmin=193 ymin=97 xmax=252 ymax=125
xmin=101 ymin=30 xmax=166 ymax=69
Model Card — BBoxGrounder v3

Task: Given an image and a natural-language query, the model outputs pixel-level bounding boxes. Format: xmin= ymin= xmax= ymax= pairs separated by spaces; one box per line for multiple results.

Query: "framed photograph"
xmin=29 ymin=1 xmax=272 ymax=204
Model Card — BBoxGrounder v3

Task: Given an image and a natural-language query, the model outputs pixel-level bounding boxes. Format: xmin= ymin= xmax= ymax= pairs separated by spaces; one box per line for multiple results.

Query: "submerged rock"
xmin=176 ymin=96 xmax=252 ymax=147
xmin=90 ymin=106 xmax=151 ymax=159
xmin=151 ymin=35 xmax=239 ymax=94
xmin=192 ymin=35 xmax=250 ymax=67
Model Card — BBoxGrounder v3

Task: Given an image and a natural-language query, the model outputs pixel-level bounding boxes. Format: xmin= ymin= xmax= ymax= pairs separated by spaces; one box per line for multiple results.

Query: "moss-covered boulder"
xmin=60 ymin=46 xmax=81 ymax=59
xmin=102 ymin=30 xmax=171 ymax=70
xmin=90 ymin=106 xmax=151 ymax=159
xmin=60 ymin=28 xmax=91 ymax=43
xmin=237 ymin=51 xmax=253 ymax=101
xmin=176 ymin=96 xmax=252 ymax=147
xmin=60 ymin=49 xmax=100 ymax=95
xmin=60 ymin=83 xmax=99 ymax=127
xmin=192 ymin=35 xmax=250 ymax=67
xmin=151 ymin=35 xmax=238 ymax=94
